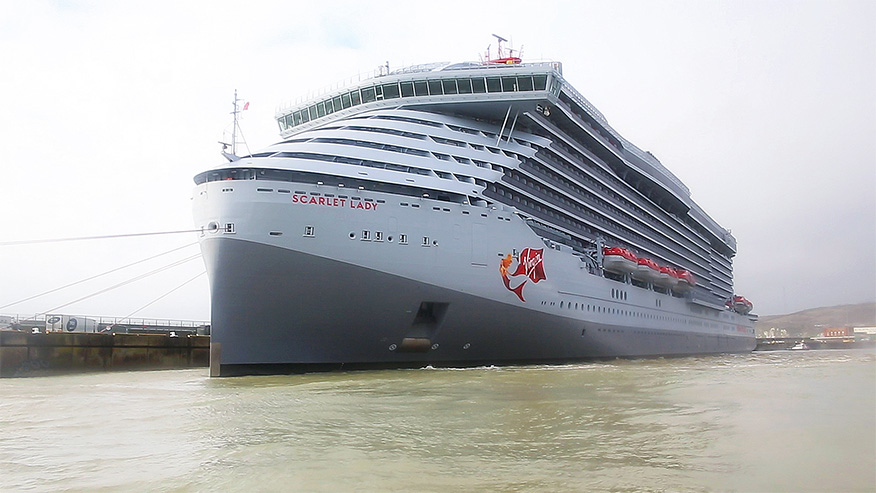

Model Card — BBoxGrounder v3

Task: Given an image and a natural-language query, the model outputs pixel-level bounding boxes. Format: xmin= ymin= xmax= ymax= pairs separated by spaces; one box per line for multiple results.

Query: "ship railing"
xmin=3 ymin=313 xmax=209 ymax=331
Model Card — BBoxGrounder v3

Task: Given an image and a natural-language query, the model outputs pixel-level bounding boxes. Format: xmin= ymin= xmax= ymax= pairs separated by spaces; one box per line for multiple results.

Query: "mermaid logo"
xmin=499 ymin=248 xmax=546 ymax=302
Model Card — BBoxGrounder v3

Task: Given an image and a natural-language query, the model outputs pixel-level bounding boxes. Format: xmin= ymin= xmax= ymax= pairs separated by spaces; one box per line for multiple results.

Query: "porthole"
xmin=349 ymin=232 xmax=356 ymax=239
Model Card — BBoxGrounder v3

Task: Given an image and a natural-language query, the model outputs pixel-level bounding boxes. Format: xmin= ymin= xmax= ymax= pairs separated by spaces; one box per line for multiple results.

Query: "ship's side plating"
xmin=194 ymin=62 xmax=755 ymax=376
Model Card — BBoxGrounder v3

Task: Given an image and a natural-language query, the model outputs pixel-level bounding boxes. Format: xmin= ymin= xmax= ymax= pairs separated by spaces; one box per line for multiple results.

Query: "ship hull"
xmin=197 ymin=180 xmax=755 ymax=376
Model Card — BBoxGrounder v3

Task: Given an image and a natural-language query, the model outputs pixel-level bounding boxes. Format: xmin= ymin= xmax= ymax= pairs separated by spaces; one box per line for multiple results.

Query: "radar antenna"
xmin=486 ymin=34 xmax=522 ymax=65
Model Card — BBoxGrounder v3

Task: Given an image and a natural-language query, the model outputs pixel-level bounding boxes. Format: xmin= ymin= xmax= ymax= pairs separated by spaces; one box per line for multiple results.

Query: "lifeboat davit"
xmin=674 ymin=269 xmax=696 ymax=291
xmin=602 ymin=247 xmax=637 ymax=274
xmin=655 ymin=266 xmax=679 ymax=288
xmin=632 ymin=257 xmax=660 ymax=282
xmin=731 ymin=295 xmax=753 ymax=315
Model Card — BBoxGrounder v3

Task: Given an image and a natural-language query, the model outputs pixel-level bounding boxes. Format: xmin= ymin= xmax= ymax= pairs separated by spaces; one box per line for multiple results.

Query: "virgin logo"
xmin=499 ymin=248 xmax=546 ymax=302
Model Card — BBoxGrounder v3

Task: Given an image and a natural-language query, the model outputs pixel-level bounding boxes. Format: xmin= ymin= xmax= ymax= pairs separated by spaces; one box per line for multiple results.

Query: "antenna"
xmin=220 ymin=89 xmax=249 ymax=162
xmin=492 ymin=34 xmax=507 ymax=58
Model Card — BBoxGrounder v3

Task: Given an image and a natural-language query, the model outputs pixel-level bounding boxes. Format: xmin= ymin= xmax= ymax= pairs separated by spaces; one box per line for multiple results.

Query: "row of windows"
xmin=195 ymin=167 xmax=477 ymax=205
xmin=277 ymin=72 xmax=554 ymax=132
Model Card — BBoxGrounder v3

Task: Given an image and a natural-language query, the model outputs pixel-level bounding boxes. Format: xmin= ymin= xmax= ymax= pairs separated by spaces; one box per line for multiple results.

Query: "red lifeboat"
xmin=674 ymin=269 xmax=696 ymax=291
xmin=602 ymin=247 xmax=637 ymax=274
xmin=655 ymin=266 xmax=679 ymax=288
xmin=732 ymin=295 xmax=753 ymax=315
xmin=632 ymin=257 xmax=661 ymax=282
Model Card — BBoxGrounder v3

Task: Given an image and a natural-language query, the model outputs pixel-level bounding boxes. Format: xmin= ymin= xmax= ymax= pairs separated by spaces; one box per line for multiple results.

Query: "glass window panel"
xmin=361 ymin=87 xmax=376 ymax=103
xmin=442 ymin=79 xmax=458 ymax=94
xmin=285 ymin=114 xmax=293 ymax=128
xmin=383 ymin=83 xmax=400 ymax=99
xmin=351 ymin=90 xmax=361 ymax=106
xmin=414 ymin=80 xmax=428 ymax=96
xmin=277 ymin=118 xmax=286 ymax=131
xmin=324 ymin=99 xmax=333 ymax=115
xmin=317 ymin=102 xmax=326 ymax=117
xmin=517 ymin=75 xmax=533 ymax=91
xmin=471 ymin=77 xmax=486 ymax=93
xmin=456 ymin=78 xmax=472 ymax=94
xmin=300 ymin=109 xmax=309 ymax=123
xmin=341 ymin=92 xmax=352 ymax=108
xmin=375 ymin=85 xmax=384 ymax=100
xmin=333 ymin=96 xmax=342 ymax=111
xmin=428 ymin=79 xmax=443 ymax=95
xmin=501 ymin=76 xmax=517 ymax=92
xmin=308 ymin=105 xmax=318 ymax=120
xmin=486 ymin=77 xmax=502 ymax=92
xmin=533 ymin=74 xmax=547 ymax=90
xmin=400 ymin=81 xmax=414 ymax=97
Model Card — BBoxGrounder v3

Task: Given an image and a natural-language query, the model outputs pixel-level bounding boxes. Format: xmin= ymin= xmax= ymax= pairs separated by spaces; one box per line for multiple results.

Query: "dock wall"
xmin=0 ymin=330 xmax=209 ymax=377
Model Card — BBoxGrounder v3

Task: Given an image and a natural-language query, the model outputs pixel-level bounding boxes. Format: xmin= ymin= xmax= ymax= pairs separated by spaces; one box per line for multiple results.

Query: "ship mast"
xmin=220 ymin=89 xmax=247 ymax=162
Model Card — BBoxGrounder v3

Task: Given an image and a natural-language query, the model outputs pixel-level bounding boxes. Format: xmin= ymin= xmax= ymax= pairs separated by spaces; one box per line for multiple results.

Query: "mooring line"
xmin=0 ymin=242 xmax=200 ymax=310
xmin=0 ymin=228 xmax=207 ymax=247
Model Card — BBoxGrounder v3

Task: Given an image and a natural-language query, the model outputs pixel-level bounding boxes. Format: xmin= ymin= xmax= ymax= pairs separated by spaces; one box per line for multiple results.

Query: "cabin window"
xmin=382 ymin=83 xmax=400 ymax=99
xmin=400 ymin=81 xmax=414 ymax=97
xmin=471 ymin=77 xmax=486 ymax=93
xmin=414 ymin=81 xmax=428 ymax=96
xmin=517 ymin=76 xmax=534 ymax=91
xmin=428 ymin=80 xmax=443 ymax=95
xmin=361 ymin=87 xmax=376 ymax=103
xmin=442 ymin=79 xmax=458 ymax=95
xmin=501 ymin=76 xmax=517 ymax=91
xmin=456 ymin=78 xmax=472 ymax=94
xmin=308 ymin=105 xmax=318 ymax=120
xmin=550 ymin=77 xmax=561 ymax=95
xmin=486 ymin=77 xmax=502 ymax=93
xmin=341 ymin=93 xmax=352 ymax=108
xmin=533 ymin=74 xmax=547 ymax=91
xmin=317 ymin=102 xmax=326 ymax=117
xmin=350 ymin=90 xmax=361 ymax=106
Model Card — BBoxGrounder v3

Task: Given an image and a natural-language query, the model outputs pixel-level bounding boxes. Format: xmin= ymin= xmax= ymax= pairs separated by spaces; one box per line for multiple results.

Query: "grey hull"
xmin=203 ymin=237 xmax=755 ymax=376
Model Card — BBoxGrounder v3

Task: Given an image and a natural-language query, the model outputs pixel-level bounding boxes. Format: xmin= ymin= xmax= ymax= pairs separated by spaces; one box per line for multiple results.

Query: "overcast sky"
xmin=0 ymin=0 xmax=873 ymax=322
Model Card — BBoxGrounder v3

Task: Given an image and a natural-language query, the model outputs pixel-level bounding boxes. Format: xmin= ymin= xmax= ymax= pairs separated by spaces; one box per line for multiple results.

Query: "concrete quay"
xmin=0 ymin=330 xmax=209 ymax=377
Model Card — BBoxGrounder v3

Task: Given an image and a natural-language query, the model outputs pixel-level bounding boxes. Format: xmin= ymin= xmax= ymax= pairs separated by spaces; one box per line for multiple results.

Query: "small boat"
xmin=731 ymin=295 xmax=753 ymax=315
xmin=632 ymin=257 xmax=661 ymax=282
xmin=655 ymin=266 xmax=679 ymax=288
xmin=789 ymin=341 xmax=810 ymax=350
xmin=674 ymin=269 xmax=696 ymax=291
xmin=603 ymin=247 xmax=637 ymax=273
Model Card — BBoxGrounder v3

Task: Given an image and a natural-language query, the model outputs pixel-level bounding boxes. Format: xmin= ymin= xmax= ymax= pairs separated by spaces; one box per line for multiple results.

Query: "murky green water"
xmin=2 ymin=349 xmax=874 ymax=492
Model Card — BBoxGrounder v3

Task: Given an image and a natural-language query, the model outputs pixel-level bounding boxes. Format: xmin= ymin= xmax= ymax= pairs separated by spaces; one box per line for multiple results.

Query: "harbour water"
xmin=2 ymin=349 xmax=873 ymax=492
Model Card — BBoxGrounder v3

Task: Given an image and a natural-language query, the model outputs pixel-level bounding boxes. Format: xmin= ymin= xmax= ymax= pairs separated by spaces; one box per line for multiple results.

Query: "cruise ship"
xmin=193 ymin=42 xmax=756 ymax=376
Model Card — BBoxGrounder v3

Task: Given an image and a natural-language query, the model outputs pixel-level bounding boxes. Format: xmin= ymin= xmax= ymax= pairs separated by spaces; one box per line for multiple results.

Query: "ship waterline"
xmin=194 ymin=53 xmax=755 ymax=376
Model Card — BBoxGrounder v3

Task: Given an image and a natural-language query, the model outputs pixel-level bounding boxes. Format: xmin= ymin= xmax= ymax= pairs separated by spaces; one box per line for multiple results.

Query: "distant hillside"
xmin=756 ymin=302 xmax=876 ymax=337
